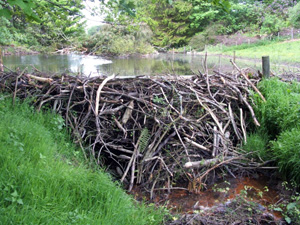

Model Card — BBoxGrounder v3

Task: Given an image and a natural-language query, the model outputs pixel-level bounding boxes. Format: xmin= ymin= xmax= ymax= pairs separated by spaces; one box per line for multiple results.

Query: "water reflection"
xmin=3 ymin=54 xmax=112 ymax=76
xmin=3 ymin=53 xmax=299 ymax=77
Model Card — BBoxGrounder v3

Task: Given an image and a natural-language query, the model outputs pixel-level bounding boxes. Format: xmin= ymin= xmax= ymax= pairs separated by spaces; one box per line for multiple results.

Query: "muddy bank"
xmin=131 ymin=173 xmax=287 ymax=224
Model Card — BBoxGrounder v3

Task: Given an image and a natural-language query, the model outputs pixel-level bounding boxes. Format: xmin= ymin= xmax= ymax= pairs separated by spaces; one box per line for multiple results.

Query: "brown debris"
xmin=0 ymin=68 xmax=265 ymax=195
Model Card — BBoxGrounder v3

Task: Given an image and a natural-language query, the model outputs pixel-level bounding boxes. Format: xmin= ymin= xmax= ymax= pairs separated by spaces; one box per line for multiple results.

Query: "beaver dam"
xmin=0 ymin=63 xmax=272 ymax=193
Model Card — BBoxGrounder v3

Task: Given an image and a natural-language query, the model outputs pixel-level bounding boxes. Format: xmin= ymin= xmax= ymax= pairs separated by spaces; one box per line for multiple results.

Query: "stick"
xmin=95 ymin=74 xmax=116 ymax=116
xmin=184 ymin=137 xmax=209 ymax=152
xmin=26 ymin=74 xmax=53 ymax=83
xmin=230 ymin=60 xmax=266 ymax=102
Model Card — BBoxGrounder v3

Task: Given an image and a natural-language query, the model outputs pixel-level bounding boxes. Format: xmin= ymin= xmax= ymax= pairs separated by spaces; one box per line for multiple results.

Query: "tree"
xmin=0 ymin=0 xmax=38 ymax=20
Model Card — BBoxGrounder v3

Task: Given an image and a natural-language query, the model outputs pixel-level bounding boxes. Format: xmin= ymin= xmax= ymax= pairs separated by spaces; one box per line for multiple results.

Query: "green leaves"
xmin=0 ymin=0 xmax=39 ymax=21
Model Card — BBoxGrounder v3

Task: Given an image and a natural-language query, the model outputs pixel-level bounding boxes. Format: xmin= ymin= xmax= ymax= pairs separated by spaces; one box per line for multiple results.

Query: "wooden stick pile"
xmin=0 ymin=68 xmax=265 ymax=194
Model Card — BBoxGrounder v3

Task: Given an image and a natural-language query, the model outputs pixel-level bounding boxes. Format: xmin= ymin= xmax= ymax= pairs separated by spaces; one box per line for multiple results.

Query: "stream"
xmin=3 ymin=53 xmax=299 ymax=77
xmin=131 ymin=175 xmax=283 ymax=222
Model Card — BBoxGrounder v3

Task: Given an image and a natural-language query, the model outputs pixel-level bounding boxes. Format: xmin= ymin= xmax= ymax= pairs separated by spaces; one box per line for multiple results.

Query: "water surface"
xmin=3 ymin=53 xmax=299 ymax=76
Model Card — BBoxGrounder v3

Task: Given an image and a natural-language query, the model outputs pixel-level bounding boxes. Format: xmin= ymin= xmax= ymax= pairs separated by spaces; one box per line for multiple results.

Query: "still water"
xmin=3 ymin=53 xmax=297 ymax=77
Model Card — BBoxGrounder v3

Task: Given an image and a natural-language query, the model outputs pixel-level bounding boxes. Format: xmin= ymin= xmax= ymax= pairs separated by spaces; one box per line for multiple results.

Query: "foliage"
xmin=242 ymin=132 xmax=269 ymax=161
xmin=260 ymin=14 xmax=286 ymax=35
xmin=189 ymin=24 xmax=223 ymax=50
xmin=0 ymin=95 xmax=164 ymax=224
xmin=289 ymin=2 xmax=300 ymax=28
xmin=254 ymin=78 xmax=300 ymax=138
xmin=270 ymin=181 xmax=300 ymax=224
xmin=144 ymin=0 xmax=194 ymax=47
xmin=0 ymin=0 xmax=85 ymax=48
xmin=0 ymin=0 xmax=38 ymax=20
xmin=244 ymin=78 xmax=300 ymax=184
xmin=271 ymin=128 xmax=300 ymax=183
xmin=0 ymin=17 xmax=13 ymax=45
xmin=83 ymin=24 xmax=155 ymax=55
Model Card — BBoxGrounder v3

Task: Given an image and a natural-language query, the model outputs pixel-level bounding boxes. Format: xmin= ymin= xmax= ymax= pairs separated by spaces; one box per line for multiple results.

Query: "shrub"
xmin=289 ymin=2 xmax=300 ymax=28
xmin=271 ymin=128 xmax=300 ymax=183
xmin=0 ymin=18 xmax=14 ymax=45
xmin=253 ymin=78 xmax=300 ymax=138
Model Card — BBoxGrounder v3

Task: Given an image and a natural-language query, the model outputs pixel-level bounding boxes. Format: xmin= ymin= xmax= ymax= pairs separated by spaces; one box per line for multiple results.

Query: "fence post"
xmin=0 ymin=47 xmax=3 ymax=72
xmin=291 ymin=28 xmax=294 ymax=40
xmin=262 ymin=56 xmax=270 ymax=79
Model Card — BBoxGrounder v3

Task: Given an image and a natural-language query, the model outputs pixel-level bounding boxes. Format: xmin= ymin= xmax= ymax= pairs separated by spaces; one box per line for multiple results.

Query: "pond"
xmin=3 ymin=53 xmax=299 ymax=77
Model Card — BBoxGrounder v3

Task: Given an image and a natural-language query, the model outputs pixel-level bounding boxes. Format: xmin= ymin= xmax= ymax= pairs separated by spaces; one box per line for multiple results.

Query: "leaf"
xmin=287 ymin=202 xmax=296 ymax=210
xmin=273 ymin=207 xmax=283 ymax=212
xmin=0 ymin=8 xmax=12 ymax=19
xmin=11 ymin=190 xmax=18 ymax=198
xmin=17 ymin=198 xmax=23 ymax=205
xmin=285 ymin=216 xmax=292 ymax=224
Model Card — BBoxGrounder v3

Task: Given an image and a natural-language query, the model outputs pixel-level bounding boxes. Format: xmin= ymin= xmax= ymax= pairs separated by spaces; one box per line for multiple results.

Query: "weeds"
xmin=246 ymin=78 xmax=300 ymax=184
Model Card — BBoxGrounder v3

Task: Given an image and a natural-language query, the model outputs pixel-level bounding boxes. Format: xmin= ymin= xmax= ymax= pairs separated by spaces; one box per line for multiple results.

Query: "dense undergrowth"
xmin=0 ymin=95 xmax=164 ymax=224
xmin=245 ymin=78 xmax=300 ymax=183
xmin=243 ymin=77 xmax=300 ymax=223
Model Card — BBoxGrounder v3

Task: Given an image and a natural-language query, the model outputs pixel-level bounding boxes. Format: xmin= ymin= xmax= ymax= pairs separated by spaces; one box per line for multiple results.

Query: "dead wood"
xmin=0 ymin=67 xmax=266 ymax=194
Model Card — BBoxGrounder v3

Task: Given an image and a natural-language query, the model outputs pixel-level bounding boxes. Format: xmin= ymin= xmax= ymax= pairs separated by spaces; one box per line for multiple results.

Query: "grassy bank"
xmin=0 ymin=95 xmax=164 ymax=224
xmin=207 ymin=39 xmax=300 ymax=64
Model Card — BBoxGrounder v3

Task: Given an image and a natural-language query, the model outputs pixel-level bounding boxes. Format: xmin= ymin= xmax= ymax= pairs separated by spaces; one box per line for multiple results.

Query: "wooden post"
xmin=184 ymin=46 xmax=186 ymax=54
xmin=0 ymin=47 xmax=3 ymax=72
xmin=291 ymin=28 xmax=294 ymax=40
xmin=262 ymin=56 xmax=270 ymax=78
xmin=248 ymin=39 xmax=250 ymax=45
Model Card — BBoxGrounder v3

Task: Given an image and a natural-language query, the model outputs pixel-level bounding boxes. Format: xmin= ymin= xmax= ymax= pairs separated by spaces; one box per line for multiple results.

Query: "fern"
xmin=138 ymin=128 xmax=150 ymax=153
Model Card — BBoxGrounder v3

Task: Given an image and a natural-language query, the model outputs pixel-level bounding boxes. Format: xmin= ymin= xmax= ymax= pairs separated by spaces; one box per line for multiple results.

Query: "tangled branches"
xmin=0 ymin=68 xmax=265 ymax=195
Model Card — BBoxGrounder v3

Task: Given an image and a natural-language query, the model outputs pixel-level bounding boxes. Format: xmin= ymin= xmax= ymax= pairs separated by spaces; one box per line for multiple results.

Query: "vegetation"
xmin=0 ymin=0 xmax=85 ymax=50
xmin=1 ymin=0 xmax=300 ymax=55
xmin=243 ymin=78 xmax=300 ymax=183
xmin=221 ymin=39 xmax=300 ymax=64
xmin=0 ymin=95 xmax=164 ymax=224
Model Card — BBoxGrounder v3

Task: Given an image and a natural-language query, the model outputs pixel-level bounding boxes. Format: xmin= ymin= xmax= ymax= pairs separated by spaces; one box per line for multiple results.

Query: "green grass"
xmin=207 ymin=39 xmax=300 ymax=64
xmin=243 ymin=78 xmax=300 ymax=184
xmin=0 ymin=95 xmax=164 ymax=225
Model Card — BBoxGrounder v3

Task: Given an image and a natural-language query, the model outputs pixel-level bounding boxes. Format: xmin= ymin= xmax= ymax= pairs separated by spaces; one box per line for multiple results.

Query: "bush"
xmin=246 ymin=78 xmax=300 ymax=185
xmin=289 ymin=2 xmax=300 ymax=28
xmin=0 ymin=18 xmax=14 ymax=45
xmin=188 ymin=25 xmax=222 ymax=51
xmin=83 ymin=24 xmax=155 ymax=56
xmin=271 ymin=128 xmax=300 ymax=183
xmin=253 ymin=78 xmax=300 ymax=138
xmin=260 ymin=14 xmax=286 ymax=35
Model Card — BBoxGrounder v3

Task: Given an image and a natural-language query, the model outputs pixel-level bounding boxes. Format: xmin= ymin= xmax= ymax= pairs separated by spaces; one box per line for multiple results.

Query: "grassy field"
xmin=207 ymin=39 xmax=300 ymax=65
xmin=0 ymin=95 xmax=164 ymax=225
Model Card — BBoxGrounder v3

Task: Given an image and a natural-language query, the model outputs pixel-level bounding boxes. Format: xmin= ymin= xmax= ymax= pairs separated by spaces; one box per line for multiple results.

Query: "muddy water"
xmin=131 ymin=176 xmax=281 ymax=218
xmin=4 ymin=53 xmax=297 ymax=77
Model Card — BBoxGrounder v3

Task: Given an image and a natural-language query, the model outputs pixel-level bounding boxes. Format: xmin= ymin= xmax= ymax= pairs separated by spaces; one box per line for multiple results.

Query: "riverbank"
xmin=0 ymin=95 xmax=164 ymax=224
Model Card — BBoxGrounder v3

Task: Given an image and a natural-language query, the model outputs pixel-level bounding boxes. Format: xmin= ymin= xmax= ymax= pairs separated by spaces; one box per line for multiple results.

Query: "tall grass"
xmin=243 ymin=78 xmax=300 ymax=183
xmin=0 ymin=96 xmax=164 ymax=224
